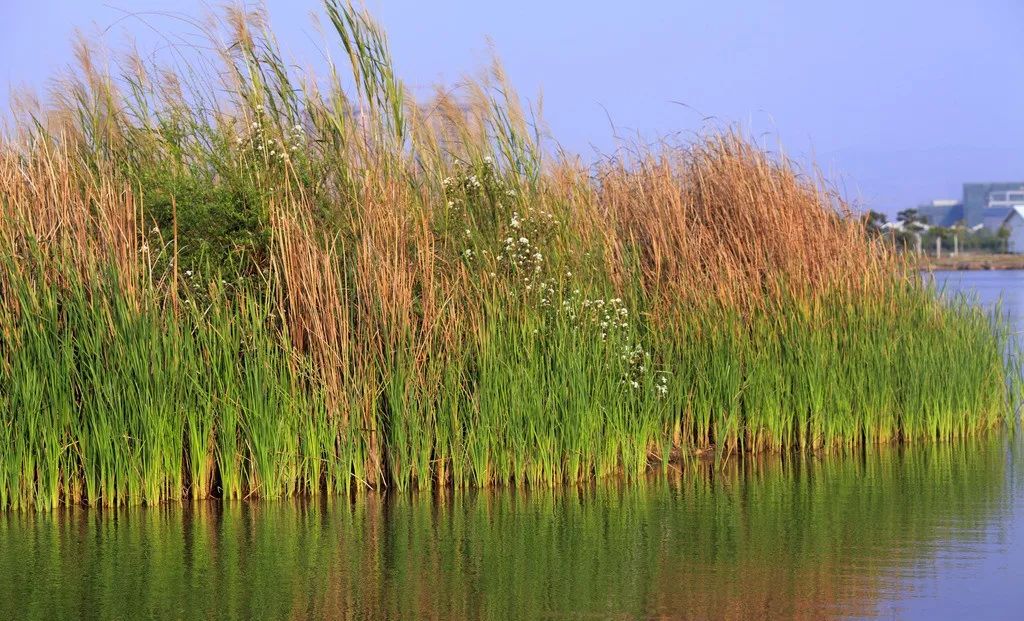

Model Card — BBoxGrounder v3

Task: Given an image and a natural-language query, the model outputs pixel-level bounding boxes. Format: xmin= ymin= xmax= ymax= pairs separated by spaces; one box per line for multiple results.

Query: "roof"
xmin=882 ymin=221 xmax=930 ymax=232
xmin=1003 ymin=206 xmax=1024 ymax=225
xmin=917 ymin=202 xmax=963 ymax=227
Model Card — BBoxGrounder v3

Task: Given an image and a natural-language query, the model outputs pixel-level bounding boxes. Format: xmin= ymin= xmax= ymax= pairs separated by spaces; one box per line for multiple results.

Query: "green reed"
xmin=0 ymin=255 xmax=1015 ymax=509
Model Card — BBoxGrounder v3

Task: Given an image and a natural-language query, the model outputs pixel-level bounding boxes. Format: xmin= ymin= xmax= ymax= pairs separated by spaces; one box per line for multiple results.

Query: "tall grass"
xmin=0 ymin=1 xmax=1017 ymax=509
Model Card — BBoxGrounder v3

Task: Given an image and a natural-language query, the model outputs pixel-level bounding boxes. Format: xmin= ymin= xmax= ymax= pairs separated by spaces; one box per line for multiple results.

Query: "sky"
xmin=2 ymin=0 xmax=1023 ymax=215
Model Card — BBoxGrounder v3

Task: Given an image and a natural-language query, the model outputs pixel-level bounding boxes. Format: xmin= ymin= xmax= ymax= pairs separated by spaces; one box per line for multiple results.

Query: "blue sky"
xmin=3 ymin=0 xmax=1023 ymax=214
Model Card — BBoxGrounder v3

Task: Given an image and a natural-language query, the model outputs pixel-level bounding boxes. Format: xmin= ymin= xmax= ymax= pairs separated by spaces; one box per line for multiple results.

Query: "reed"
xmin=0 ymin=1 xmax=1017 ymax=509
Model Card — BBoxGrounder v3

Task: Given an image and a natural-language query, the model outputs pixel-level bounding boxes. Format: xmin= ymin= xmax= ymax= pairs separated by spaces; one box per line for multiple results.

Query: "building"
xmin=979 ymin=186 xmax=1024 ymax=231
xmin=963 ymin=183 xmax=1024 ymax=231
xmin=1003 ymin=206 xmax=1024 ymax=254
xmin=916 ymin=182 xmax=1024 ymax=231
xmin=916 ymin=199 xmax=963 ymax=227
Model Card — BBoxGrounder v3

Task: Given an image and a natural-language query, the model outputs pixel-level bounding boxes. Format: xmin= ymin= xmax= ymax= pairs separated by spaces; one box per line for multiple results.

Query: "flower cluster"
xmin=618 ymin=343 xmax=665 ymax=394
xmin=286 ymin=123 xmax=306 ymax=152
xmin=441 ymin=155 xmax=519 ymax=211
xmin=439 ymin=158 xmax=554 ymax=280
xmin=655 ymin=374 xmax=669 ymax=396
xmin=495 ymin=206 xmax=559 ymax=285
xmin=580 ymin=297 xmax=649 ymax=388
xmin=442 ymin=173 xmax=482 ymax=193
xmin=442 ymin=172 xmax=484 ymax=210
xmin=623 ymin=351 xmax=670 ymax=396
xmin=536 ymin=278 xmax=558 ymax=306
xmin=436 ymin=158 xmax=670 ymax=400
xmin=542 ymin=290 xmax=669 ymax=395
xmin=562 ymin=295 xmax=630 ymax=341
xmin=511 ymin=205 xmax=558 ymax=231
xmin=234 ymin=112 xmax=305 ymax=165
xmin=499 ymin=233 xmax=543 ymax=277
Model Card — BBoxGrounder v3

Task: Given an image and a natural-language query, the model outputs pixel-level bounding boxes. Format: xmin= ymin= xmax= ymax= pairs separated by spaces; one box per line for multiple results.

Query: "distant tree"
xmin=997 ymin=226 xmax=1011 ymax=253
xmin=949 ymin=221 xmax=966 ymax=255
xmin=862 ymin=210 xmax=887 ymax=237
xmin=896 ymin=208 xmax=927 ymax=254
xmin=897 ymin=208 xmax=927 ymax=232
xmin=924 ymin=226 xmax=953 ymax=254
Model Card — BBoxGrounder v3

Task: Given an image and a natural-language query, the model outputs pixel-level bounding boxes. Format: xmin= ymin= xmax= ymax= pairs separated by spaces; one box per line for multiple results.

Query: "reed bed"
xmin=0 ymin=2 xmax=1016 ymax=509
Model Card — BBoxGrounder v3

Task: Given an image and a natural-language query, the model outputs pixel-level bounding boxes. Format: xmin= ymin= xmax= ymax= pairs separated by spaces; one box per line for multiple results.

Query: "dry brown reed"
xmin=583 ymin=134 xmax=895 ymax=315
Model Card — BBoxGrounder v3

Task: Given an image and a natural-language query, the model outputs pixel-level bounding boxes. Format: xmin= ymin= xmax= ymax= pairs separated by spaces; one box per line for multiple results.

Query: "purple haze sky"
xmin=3 ymin=0 xmax=1023 ymax=214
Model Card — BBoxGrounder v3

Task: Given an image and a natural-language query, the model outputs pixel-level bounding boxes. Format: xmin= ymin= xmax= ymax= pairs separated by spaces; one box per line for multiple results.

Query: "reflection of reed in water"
xmin=0 ymin=436 xmax=1012 ymax=620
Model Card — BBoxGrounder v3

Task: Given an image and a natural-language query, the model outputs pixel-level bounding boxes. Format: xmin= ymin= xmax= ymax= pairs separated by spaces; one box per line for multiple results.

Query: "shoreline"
xmin=918 ymin=254 xmax=1024 ymax=271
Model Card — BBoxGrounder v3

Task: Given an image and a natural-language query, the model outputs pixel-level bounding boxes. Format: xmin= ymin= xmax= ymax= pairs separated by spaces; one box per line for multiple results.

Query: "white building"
xmin=1003 ymin=206 xmax=1024 ymax=254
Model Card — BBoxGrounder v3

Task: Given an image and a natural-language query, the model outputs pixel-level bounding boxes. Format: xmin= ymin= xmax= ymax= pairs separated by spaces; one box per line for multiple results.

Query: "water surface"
xmin=928 ymin=269 xmax=1024 ymax=334
xmin=2 ymin=270 xmax=1023 ymax=620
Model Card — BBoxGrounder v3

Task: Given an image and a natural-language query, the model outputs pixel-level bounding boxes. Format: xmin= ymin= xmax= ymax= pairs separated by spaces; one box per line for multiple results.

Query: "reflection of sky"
xmin=887 ymin=271 xmax=1024 ymax=619
xmin=882 ymin=442 xmax=1024 ymax=620
xmin=926 ymin=270 xmax=1024 ymax=335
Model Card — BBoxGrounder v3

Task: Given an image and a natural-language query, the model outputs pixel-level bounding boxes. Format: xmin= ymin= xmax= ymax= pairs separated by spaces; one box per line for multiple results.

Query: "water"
xmin=2 ymin=271 xmax=1023 ymax=621
xmin=931 ymin=270 xmax=1024 ymax=337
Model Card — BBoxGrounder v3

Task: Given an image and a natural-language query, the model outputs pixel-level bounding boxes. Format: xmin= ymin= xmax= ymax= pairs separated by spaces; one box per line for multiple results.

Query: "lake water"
xmin=928 ymin=269 xmax=1024 ymax=337
xmin=2 ymin=271 xmax=1023 ymax=620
